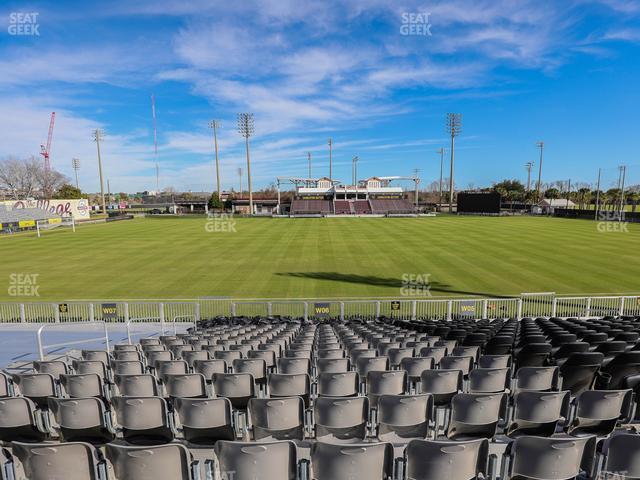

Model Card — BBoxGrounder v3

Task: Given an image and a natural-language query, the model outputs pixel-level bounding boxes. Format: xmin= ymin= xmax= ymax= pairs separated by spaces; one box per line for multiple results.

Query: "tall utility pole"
xmin=525 ymin=162 xmax=534 ymax=192
xmin=237 ymin=168 xmax=243 ymax=199
xmin=208 ymin=120 xmax=222 ymax=200
xmin=72 ymin=158 xmax=80 ymax=189
xmin=535 ymin=141 xmax=544 ymax=201
xmin=328 ymin=138 xmax=333 ymax=181
xmin=307 ymin=151 xmax=312 ymax=179
xmin=93 ymin=129 xmax=107 ymax=214
xmin=151 ymin=95 xmax=159 ymax=192
xmin=436 ymin=147 xmax=445 ymax=210
xmin=445 ymin=113 xmax=462 ymax=213
xmin=566 ymin=179 xmax=571 ymax=209
xmin=413 ymin=168 xmax=421 ymax=207
xmin=594 ymin=168 xmax=602 ymax=220
xmin=352 ymin=156 xmax=359 ymax=186
xmin=237 ymin=113 xmax=255 ymax=215
xmin=619 ymin=165 xmax=627 ymax=220
xmin=107 ymin=179 xmax=111 ymax=203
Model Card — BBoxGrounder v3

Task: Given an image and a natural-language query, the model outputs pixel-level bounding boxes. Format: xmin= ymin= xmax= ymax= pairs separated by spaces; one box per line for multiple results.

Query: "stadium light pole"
xmin=594 ymin=168 xmax=601 ymax=219
xmin=445 ymin=113 xmax=462 ymax=213
xmin=525 ymin=162 xmax=534 ymax=192
xmin=352 ymin=156 xmax=359 ymax=186
xmin=535 ymin=141 xmax=544 ymax=201
xmin=619 ymin=165 xmax=627 ymax=220
xmin=93 ymin=128 xmax=107 ymax=215
xmin=436 ymin=147 xmax=445 ymax=210
xmin=72 ymin=158 xmax=80 ymax=189
xmin=413 ymin=168 xmax=421 ymax=207
xmin=307 ymin=151 xmax=312 ymax=179
xmin=237 ymin=113 xmax=255 ymax=215
xmin=208 ymin=120 xmax=222 ymax=200
xmin=237 ymin=168 xmax=243 ymax=199
xmin=328 ymin=138 xmax=333 ymax=181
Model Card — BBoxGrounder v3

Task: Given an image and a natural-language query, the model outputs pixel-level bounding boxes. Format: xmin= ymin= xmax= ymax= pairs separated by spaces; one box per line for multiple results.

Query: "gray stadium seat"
xmin=0 ymin=396 xmax=47 ymax=442
xmin=106 ymin=442 xmax=198 ymax=480
xmin=376 ymin=393 xmax=433 ymax=443
xmin=112 ymin=396 xmax=174 ymax=444
xmin=310 ymin=441 xmax=394 ymax=480
xmin=10 ymin=441 xmax=103 ymax=480
xmin=248 ymin=397 xmax=305 ymax=441
xmin=507 ymin=391 xmax=570 ymax=438
xmin=114 ymin=373 xmax=159 ymax=397
xmin=317 ymin=372 xmax=360 ymax=397
xmin=405 ymin=438 xmax=490 ymax=480
xmin=314 ymin=396 xmax=369 ymax=442
xmin=447 ymin=393 xmax=504 ymax=440
xmin=567 ymin=389 xmax=633 ymax=436
xmin=501 ymin=435 xmax=596 ymax=480
xmin=173 ymin=397 xmax=236 ymax=445
xmin=47 ymin=397 xmax=115 ymax=445
xmin=213 ymin=440 xmax=298 ymax=480
xmin=212 ymin=373 xmax=255 ymax=409
xmin=162 ymin=373 xmax=208 ymax=399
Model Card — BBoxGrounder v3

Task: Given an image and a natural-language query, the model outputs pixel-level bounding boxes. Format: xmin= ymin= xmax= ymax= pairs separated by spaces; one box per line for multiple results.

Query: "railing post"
xmin=103 ymin=322 xmax=110 ymax=353
xmin=375 ymin=301 xmax=381 ymax=319
xmin=585 ymin=297 xmax=592 ymax=317
xmin=412 ymin=300 xmax=417 ymax=320
xmin=20 ymin=303 xmax=26 ymax=323
xmin=231 ymin=303 xmax=236 ymax=317
xmin=124 ymin=302 xmax=129 ymax=324
xmin=267 ymin=302 xmax=273 ymax=316
xmin=517 ymin=298 xmax=523 ymax=320
xmin=552 ymin=298 xmax=557 ymax=317
xmin=340 ymin=302 xmax=345 ymax=321
xmin=447 ymin=301 xmax=453 ymax=321
xmin=159 ymin=303 xmax=165 ymax=334
xmin=54 ymin=303 xmax=60 ymax=323
xmin=304 ymin=302 xmax=308 ymax=322
xmin=194 ymin=302 xmax=200 ymax=323
xmin=620 ymin=297 xmax=626 ymax=316
xmin=482 ymin=300 xmax=488 ymax=318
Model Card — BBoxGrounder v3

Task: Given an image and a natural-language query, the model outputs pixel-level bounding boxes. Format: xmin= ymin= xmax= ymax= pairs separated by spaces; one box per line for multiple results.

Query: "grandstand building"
xmin=282 ymin=176 xmax=417 ymax=216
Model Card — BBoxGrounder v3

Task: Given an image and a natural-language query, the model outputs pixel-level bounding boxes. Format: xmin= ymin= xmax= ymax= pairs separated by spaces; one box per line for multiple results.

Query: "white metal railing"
xmin=125 ymin=317 xmax=162 ymax=344
xmin=37 ymin=321 xmax=110 ymax=361
xmin=2 ymin=294 xmax=639 ymax=324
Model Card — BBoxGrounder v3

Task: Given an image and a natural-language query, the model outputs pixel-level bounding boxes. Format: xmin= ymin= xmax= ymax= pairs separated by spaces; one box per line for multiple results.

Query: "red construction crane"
xmin=40 ymin=111 xmax=56 ymax=174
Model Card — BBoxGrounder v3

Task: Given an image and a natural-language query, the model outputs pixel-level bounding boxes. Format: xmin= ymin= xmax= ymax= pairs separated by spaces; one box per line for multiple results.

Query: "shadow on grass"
xmin=276 ymin=272 xmax=509 ymax=298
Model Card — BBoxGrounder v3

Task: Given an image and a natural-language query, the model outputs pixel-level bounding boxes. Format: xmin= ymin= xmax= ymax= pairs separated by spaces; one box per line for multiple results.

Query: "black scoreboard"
xmin=457 ymin=192 xmax=501 ymax=214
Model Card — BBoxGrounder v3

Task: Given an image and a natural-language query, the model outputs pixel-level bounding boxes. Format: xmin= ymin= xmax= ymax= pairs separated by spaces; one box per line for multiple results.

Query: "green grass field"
xmin=1 ymin=216 xmax=639 ymax=300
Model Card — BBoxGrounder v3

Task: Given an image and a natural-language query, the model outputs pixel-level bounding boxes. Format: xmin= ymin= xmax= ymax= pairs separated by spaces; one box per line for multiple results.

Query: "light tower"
xmin=525 ymin=162 xmax=534 ymax=192
xmin=535 ymin=141 xmax=544 ymax=201
xmin=93 ymin=129 xmax=107 ymax=214
xmin=445 ymin=113 xmax=462 ymax=213
xmin=328 ymin=138 xmax=333 ymax=181
xmin=352 ymin=156 xmax=359 ymax=186
xmin=208 ymin=120 xmax=222 ymax=200
xmin=436 ymin=147 xmax=445 ymax=209
xmin=237 ymin=113 xmax=255 ymax=215
xmin=72 ymin=158 xmax=80 ymax=189
xmin=307 ymin=151 xmax=312 ymax=179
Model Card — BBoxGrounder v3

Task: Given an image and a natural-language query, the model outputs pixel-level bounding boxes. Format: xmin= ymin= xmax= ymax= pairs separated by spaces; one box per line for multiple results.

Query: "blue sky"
xmin=1 ymin=0 xmax=639 ymax=193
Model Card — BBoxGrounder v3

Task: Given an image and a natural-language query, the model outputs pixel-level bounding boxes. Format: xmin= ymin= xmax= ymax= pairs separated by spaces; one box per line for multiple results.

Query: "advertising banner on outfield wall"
xmin=0 ymin=199 xmax=91 ymax=220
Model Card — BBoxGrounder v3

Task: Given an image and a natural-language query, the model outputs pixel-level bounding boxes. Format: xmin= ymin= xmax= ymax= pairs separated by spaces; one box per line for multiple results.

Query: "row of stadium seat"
xmin=2 ymin=315 xmax=640 ymax=479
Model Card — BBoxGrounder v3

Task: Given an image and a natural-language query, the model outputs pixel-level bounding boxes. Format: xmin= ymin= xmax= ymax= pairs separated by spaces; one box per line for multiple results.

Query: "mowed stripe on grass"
xmin=1 ymin=215 xmax=638 ymax=300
